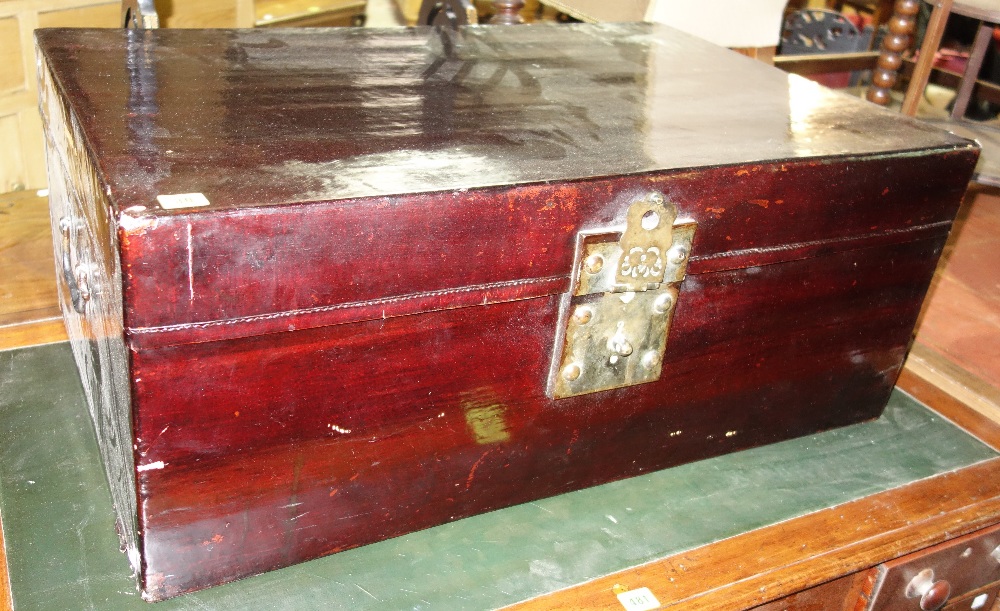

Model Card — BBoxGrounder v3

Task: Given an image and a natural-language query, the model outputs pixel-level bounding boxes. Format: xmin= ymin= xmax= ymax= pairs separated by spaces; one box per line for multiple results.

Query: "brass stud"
xmin=573 ymin=306 xmax=593 ymax=325
xmin=562 ymin=363 xmax=582 ymax=381
xmin=668 ymin=246 xmax=688 ymax=265
xmin=641 ymin=351 xmax=659 ymax=369
xmin=584 ymin=254 xmax=604 ymax=274
xmin=648 ymin=192 xmax=664 ymax=205
xmin=653 ymin=293 xmax=674 ymax=314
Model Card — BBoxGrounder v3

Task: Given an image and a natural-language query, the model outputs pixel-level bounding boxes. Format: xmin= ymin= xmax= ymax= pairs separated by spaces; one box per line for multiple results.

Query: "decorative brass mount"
xmin=549 ymin=193 xmax=696 ymax=399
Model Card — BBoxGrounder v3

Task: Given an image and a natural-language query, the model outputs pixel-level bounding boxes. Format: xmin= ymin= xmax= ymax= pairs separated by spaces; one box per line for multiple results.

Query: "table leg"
xmin=899 ymin=0 xmax=954 ymax=115
xmin=490 ymin=0 xmax=525 ymax=24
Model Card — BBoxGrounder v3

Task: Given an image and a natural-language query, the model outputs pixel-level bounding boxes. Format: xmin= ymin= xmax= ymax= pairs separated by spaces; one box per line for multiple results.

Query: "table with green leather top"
xmin=3 ymin=341 xmax=1000 ymax=610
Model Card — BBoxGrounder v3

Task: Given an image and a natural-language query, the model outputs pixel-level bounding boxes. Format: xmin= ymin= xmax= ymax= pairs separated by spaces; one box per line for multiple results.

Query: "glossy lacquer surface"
xmin=35 ymin=25 xmax=978 ymax=330
xmin=127 ymin=234 xmax=947 ymax=599
xmin=119 ymin=154 xmax=974 ymax=332
xmin=34 ymin=24 xmax=980 ymax=600
xmin=36 ymin=24 xmax=971 ymax=211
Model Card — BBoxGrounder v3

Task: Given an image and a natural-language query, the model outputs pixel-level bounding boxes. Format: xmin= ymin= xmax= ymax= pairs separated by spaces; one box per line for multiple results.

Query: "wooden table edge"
xmin=0 ymin=512 xmax=11 ymax=611
xmin=0 ymin=318 xmax=67 ymax=353
xmin=505 ymin=355 xmax=1000 ymax=610
xmin=506 ymin=459 xmax=1000 ymax=610
xmin=901 ymin=343 xmax=1000 ymax=448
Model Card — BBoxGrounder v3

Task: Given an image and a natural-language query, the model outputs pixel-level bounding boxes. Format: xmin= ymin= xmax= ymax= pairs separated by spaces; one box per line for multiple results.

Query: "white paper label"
xmin=616 ymin=587 xmax=661 ymax=611
xmin=971 ymin=593 xmax=989 ymax=609
xmin=156 ymin=192 xmax=210 ymax=210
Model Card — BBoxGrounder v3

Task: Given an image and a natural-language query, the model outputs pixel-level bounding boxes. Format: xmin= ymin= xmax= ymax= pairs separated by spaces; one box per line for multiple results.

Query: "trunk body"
xmin=35 ymin=24 xmax=978 ymax=600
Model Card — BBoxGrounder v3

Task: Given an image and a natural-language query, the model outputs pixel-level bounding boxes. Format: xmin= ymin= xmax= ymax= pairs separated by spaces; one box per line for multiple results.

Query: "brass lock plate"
xmin=549 ymin=194 xmax=695 ymax=399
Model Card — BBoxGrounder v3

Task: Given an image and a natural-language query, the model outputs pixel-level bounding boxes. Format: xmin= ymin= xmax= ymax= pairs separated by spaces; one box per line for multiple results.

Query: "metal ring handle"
xmin=122 ymin=0 xmax=159 ymax=29
xmin=59 ymin=217 xmax=90 ymax=314
xmin=418 ymin=0 xmax=477 ymax=27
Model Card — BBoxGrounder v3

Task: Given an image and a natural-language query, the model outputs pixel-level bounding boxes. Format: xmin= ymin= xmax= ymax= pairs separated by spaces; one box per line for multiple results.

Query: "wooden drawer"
xmin=942 ymin=582 xmax=1000 ymax=611
xmin=868 ymin=524 xmax=1000 ymax=610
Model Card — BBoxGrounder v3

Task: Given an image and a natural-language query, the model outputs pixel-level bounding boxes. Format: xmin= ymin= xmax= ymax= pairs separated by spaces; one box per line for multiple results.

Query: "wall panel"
xmin=0 ymin=0 xmax=252 ymax=192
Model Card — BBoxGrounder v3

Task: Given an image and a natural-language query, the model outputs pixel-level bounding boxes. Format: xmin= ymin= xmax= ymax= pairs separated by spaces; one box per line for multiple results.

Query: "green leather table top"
xmin=1 ymin=342 xmax=997 ymax=610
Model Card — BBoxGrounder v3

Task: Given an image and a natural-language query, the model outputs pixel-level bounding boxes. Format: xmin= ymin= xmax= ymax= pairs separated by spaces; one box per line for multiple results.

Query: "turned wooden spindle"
xmin=490 ymin=0 xmax=525 ymax=24
xmin=899 ymin=0 xmax=956 ymax=116
xmin=867 ymin=0 xmax=921 ymax=106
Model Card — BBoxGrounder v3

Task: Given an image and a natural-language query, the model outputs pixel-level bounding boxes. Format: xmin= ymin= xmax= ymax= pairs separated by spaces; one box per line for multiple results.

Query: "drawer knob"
xmin=905 ymin=568 xmax=952 ymax=611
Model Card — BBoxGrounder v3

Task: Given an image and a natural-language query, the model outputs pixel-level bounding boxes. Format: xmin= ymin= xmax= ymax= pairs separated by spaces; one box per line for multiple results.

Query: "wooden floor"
xmin=907 ymin=186 xmax=1000 ymax=423
xmin=0 ymin=190 xmax=65 ymax=350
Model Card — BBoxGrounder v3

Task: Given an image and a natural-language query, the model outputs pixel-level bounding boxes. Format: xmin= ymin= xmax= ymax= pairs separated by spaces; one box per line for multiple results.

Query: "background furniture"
xmin=868 ymin=0 xmax=1000 ymax=186
xmin=899 ymin=0 xmax=1000 ymax=118
xmin=0 ymin=0 xmax=375 ymax=196
xmin=395 ymin=0 xmax=539 ymax=25
xmin=781 ymin=7 xmax=873 ymax=54
xmin=0 ymin=0 xmax=142 ymax=194
xmin=538 ymin=0 xmax=788 ymax=61
xmin=255 ymin=0 xmax=366 ymax=27
xmin=834 ymin=0 xmax=896 ymax=40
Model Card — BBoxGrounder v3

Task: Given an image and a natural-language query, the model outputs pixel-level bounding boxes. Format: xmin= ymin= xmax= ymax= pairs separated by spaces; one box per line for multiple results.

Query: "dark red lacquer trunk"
xmin=36 ymin=23 xmax=978 ymax=600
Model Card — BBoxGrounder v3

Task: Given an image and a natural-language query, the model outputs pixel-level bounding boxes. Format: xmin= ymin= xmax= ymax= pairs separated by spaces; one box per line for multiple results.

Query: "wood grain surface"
xmin=0 ymin=318 xmax=66 ymax=351
xmin=901 ymin=345 xmax=1000 ymax=446
xmin=912 ymin=187 xmax=1000 ymax=392
xmin=0 ymin=190 xmax=65 ymax=349
xmin=0 ymin=168 xmax=996 ymax=610
xmin=747 ymin=573 xmax=871 ymax=611
xmin=33 ymin=25 xmax=974 ymax=215
xmin=0 ymin=512 xmax=9 ymax=611
xmin=0 ymin=191 xmax=59 ymax=323
xmin=505 ymin=367 xmax=1000 ymax=610
xmin=123 ymin=229 xmax=949 ymax=599
xmin=115 ymin=152 xmax=973 ymax=335
xmin=508 ymin=456 xmax=1000 ymax=610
